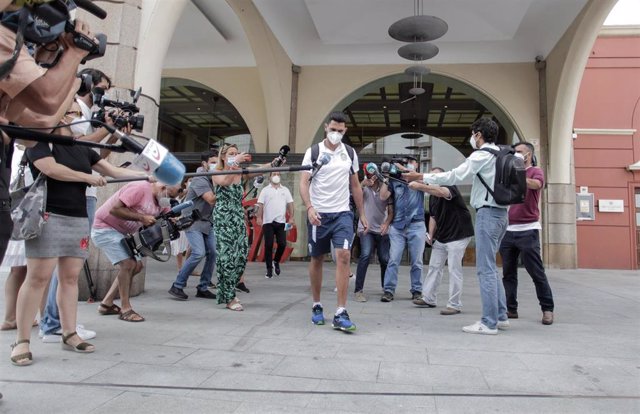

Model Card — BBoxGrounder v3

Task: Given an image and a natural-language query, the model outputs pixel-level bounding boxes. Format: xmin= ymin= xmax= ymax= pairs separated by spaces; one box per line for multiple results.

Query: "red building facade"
xmin=573 ymin=29 xmax=640 ymax=269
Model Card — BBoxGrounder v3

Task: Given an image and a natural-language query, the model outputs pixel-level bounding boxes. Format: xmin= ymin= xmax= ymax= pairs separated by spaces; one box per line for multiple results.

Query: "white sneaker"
xmin=42 ymin=324 xmax=96 ymax=343
xmin=76 ymin=325 xmax=96 ymax=340
xmin=462 ymin=321 xmax=498 ymax=335
xmin=497 ymin=320 xmax=510 ymax=330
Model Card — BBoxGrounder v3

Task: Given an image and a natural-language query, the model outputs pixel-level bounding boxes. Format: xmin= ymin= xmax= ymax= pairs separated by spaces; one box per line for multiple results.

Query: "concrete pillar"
xmin=543 ymin=0 xmax=617 ymax=268
xmin=79 ymin=0 xmax=187 ymax=300
xmin=226 ymin=0 xmax=293 ymax=152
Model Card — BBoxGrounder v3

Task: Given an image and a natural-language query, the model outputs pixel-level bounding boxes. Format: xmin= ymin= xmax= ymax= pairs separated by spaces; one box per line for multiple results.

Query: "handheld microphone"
xmin=110 ymin=129 xmax=186 ymax=186
xmin=253 ymin=175 xmax=265 ymax=189
xmin=380 ymin=162 xmax=391 ymax=174
xmin=167 ymin=200 xmax=193 ymax=217
xmin=272 ymin=145 xmax=290 ymax=167
xmin=309 ymin=153 xmax=331 ymax=181
xmin=365 ymin=162 xmax=386 ymax=182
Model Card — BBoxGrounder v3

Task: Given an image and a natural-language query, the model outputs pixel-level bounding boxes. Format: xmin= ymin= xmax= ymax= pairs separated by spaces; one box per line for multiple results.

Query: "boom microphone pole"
xmin=106 ymin=164 xmax=314 ymax=184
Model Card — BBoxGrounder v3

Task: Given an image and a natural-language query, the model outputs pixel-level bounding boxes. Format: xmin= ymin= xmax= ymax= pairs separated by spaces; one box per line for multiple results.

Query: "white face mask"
xmin=227 ymin=156 xmax=237 ymax=167
xmin=271 ymin=175 xmax=281 ymax=185
xmin=326 ymin=131 xmax=343 ymax=145
xmin=469 ymin=134 xmax=478 ymax=150
xmin=70 ymin=120 xmax=91 ymax=137
xmin=157 ymin=190 xmax=171 ymax=208
xmin=209 ymin=163 xmax=217 ymax=171
xmin=406 ymin=163 xmax=416 ymax=171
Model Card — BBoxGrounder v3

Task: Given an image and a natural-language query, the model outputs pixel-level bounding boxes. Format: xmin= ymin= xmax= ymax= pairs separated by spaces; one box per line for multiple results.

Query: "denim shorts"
xmin=91 ymin=227 xmax=134 ymax=265
xmin=307 ymin=211 xmax=354 ymax=257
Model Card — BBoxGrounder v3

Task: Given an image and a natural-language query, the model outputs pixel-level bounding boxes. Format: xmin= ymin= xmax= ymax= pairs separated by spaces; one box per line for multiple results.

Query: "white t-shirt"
xmin=257 ymin=184 xmax=293 ymax=224
xmin=301 ymin=141 xmax=359 ymax=213
xmin=73 ymin=98 xmax=99 ymax=198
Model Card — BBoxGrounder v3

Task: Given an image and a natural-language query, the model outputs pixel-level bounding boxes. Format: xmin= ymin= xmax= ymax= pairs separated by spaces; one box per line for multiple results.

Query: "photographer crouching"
xmin=91 ymin=181 xmax=182 ymax=322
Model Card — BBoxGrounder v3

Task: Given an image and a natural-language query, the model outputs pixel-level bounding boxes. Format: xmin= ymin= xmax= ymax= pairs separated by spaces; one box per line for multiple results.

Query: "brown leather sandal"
xmin=119 ymin=309 xmax=145 ymax=322
xmin=61 ymin=332 xmax=95 ymax=353
xmin=98 ymin=303 xmax=121 ymax=315
xmin=10 ymin=339 xmax=32 ymax=366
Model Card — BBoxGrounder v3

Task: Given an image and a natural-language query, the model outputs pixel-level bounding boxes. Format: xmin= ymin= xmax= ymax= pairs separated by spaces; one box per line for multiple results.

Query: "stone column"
xmin=78 ymin=0 xmax=187 ymax=299
xmin=543 ymin=0 xmax=617 ymax=268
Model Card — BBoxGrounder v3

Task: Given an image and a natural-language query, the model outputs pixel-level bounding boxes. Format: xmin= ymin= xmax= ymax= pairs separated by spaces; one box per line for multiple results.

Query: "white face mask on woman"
xmin=227 ymin=156 xmax=237 ymax=167
xmin=157 ymin=189 xmax=171 ymax=208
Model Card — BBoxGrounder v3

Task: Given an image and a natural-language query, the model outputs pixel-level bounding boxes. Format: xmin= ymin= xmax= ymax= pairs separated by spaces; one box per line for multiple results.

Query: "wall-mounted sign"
xmin=598 ymin=199 xmax=624 ymax=213
xmin=576 ymin=193 xmax=595 ymax=221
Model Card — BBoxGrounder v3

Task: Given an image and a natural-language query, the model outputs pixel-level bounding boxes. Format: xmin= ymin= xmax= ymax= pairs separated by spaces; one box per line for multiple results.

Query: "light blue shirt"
xmin=422 ymin=143 xmax=506 ymax=210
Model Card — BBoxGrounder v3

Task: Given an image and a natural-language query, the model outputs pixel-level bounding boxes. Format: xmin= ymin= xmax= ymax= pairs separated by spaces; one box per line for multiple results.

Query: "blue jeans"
xmin=475 ymin=207 xmax=508 ymax=329
xmin=355 ymin=232 xmax=389 ymax=293
xmin=383 ymin=221 xmax=426 ymax=294
xmin=172 ymin=228 xmax=216 ymax=291
xmin=41 ymin=197 xmax=97 ymax=335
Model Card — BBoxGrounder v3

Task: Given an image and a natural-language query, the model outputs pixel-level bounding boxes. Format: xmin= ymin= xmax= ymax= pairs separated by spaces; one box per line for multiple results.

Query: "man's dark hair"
xmin=471 ymin=118 xmax=499 ymax=143
xmin=431 ymin=166 xmax=445 ymax=173
xmin=200 ymin=149 xmax=217 ymax=162
xmin=78 ymin=68 xmax=112 ymax=89
xmin=327 ymin=111 xmax=348 ymax=125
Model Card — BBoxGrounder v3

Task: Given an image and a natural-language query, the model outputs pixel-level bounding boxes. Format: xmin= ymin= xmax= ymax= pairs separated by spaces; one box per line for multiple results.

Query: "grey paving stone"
xmin=434 ymin=396 xmax=640 ymax=414
xmin=176 ymin=348 xmax=285 ymax=374
xmin=273 ymin=355 xmax=380 ymax=382
xmin=378 ymin=361 xmax=488 ymax=390
xmin=89 ymin=391 xmax=241 ymax=414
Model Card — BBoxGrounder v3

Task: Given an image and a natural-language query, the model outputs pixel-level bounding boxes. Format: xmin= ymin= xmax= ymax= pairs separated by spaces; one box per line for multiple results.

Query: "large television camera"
xmin=91 ymin=87 xmax=145 ymax=132
xmin=0 ymin=0 xmax=107 ymax=70
xmin=120 ymin=200 xmax=200 ymax=262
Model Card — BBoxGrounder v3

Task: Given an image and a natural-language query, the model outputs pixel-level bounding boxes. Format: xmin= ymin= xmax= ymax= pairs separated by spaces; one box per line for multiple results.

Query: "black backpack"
xmin=310 ymin=142 xmax=355 ymax=175
xmin=476 ymin=146 xmax=526 ymax=205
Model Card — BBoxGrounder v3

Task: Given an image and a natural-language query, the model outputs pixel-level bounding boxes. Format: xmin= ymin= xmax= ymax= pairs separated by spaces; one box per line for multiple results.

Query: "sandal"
xmin=10 ymin=339 xmax=32 ymax=366
xmin=61 ymin=332 xmax=95 ymax=353
xmin=98 ymin=303 xmax=121 ymax=316
xmin=226 ymin=299 xmax=244 ymax=312
xmin=119 ymin=309 xmax=145 ymax=322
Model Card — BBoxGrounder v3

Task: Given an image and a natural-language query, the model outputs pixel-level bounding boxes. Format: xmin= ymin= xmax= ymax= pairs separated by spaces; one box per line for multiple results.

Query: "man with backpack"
xmin=404 ymin=118 xmax=515 ymax=335
xmin=300 ymin=111 xmax=367 ymax=333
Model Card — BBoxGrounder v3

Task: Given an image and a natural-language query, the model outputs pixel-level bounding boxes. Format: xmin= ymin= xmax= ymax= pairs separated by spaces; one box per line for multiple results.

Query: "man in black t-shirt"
xmin=408 ymin=167 xmax=474 ymax=315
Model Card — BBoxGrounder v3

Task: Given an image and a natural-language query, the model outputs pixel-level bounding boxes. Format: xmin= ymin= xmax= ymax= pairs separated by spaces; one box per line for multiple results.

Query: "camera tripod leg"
xmin=83 ymin=260 xmax=97 ymax=303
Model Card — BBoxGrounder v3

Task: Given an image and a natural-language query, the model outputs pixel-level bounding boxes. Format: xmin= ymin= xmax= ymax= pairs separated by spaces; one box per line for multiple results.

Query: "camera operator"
xmin=92 ymin=181 xmax=182 ymax=323
xmin=379 ymin=156 xmax=426 ymax=303
xmin=0 ymin=2 xmax=96 ymax=267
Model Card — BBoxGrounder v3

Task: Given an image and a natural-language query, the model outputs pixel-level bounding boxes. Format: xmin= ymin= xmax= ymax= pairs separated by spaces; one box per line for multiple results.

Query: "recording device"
xmin=253 ymin=175 xmax=265 ymax=189
xmin=106 ymin=127 xmax=186 ymax=186
xmin=271 ymin=145 xmax=290 ymax=167
xmin=365 ymin=163 xmax=387 ymax=183
xmin=91 ymin=87 xmax=145 ymax=132
xmin=0 ymin=0 xmax=108 ymax=64
xmin=120 ymin=200 xmax=201 ymax=262
xmin=381 ymin=161 xmax=402 ymax=179
xmin=309 ymin=153 xmax=331 ymax=182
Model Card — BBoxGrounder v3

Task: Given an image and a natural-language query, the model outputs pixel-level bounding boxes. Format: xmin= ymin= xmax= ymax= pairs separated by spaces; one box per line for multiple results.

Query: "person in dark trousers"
xmin=500 ymin=142 xmax=554 ymax=325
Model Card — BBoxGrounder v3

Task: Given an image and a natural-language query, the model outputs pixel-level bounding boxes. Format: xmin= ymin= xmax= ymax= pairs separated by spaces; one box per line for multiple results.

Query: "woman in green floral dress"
xmin=212 ymin=144 xmax=250 ymax=311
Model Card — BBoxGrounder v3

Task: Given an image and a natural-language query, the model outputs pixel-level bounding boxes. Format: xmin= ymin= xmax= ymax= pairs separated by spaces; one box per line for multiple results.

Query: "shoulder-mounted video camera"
xmin=91 ymin=87 xmax=145 ymax=132
xmin=120 ymin=200 xmax=201 ymax=262
xmin=0 ymin=0 xmax=108 ymax=67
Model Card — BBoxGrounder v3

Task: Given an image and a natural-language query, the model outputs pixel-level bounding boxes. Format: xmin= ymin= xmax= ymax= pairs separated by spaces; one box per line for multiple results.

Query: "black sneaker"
xmin=381 ymin=292 xmax=394 ymax=302
xmin=274 ymin=262 xmax=281 ymax=276
xmin=411 ymin=291 xmax=422 ymax=301
xmin=168 ymin=286 xmax=188 ymax=300
xmin=265 ymin=270 xmax=273 ymax=279
xmin=196 ymin=289 xmax=216 ymax=299
xmin=236 ymin=282 xmax=250 ymax=293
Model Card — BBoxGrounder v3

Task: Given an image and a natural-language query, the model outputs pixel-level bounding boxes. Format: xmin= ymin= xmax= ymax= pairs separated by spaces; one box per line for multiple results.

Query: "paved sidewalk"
xmin=1 ymin=260 xmax=639 ymax=413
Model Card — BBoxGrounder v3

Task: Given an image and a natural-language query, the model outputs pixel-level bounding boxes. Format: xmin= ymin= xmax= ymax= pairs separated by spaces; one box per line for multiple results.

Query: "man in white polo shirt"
xmin=300 ymin=112 xmax=368 ymax=333
xmin=256 ymin=172 xmax=294 ymax=278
